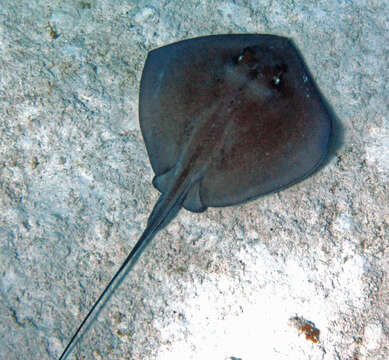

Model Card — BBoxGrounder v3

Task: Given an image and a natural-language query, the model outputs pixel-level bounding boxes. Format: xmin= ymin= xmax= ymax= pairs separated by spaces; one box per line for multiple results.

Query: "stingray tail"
xmin=58 ymin=185 xmax=189 ymax=360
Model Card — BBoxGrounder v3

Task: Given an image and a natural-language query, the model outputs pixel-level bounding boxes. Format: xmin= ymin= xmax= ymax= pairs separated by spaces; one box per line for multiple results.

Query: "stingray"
xmin=59 ymin=34 xmax=333 ymax=359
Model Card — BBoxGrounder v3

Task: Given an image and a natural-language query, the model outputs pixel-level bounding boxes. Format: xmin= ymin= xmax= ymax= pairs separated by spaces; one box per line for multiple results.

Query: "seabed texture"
xmin=0 ymin=1 xmax=388 ymax=359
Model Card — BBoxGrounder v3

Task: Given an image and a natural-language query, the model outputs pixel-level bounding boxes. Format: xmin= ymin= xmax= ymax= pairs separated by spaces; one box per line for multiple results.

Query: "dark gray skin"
xmin=59 ymin=34 xmax=333 ymax=359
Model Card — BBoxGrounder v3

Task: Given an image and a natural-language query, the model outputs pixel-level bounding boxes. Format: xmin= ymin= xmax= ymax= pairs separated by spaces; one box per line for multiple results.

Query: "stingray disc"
xmin=139 ymin=34 xmax=332 ymax=210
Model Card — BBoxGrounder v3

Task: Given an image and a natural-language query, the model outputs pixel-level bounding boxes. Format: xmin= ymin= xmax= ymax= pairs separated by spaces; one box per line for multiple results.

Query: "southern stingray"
xmin=59 ymin=34 xmax=334 ymax=359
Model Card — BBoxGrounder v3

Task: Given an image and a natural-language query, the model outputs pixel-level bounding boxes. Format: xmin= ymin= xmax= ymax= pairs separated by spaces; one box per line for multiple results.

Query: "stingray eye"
xmin=270 ymin=64 xmax=287 ymax=88
xmin=272 ymin=75 xmax=281 ymax=86
xmin=235 ymin=46 xmax=256 ymax=65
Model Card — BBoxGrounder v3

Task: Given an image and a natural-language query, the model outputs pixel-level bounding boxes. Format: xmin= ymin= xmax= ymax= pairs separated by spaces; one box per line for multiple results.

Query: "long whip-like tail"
xmin=58 ymin=186 xmax=188 ymax=360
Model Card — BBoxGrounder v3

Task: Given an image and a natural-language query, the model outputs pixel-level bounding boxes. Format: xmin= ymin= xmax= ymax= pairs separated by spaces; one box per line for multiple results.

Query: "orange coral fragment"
xmin=299 ymin=323 xmax=320 ymax=343
xmin=289 ymin=316 xmax=320 ymax=344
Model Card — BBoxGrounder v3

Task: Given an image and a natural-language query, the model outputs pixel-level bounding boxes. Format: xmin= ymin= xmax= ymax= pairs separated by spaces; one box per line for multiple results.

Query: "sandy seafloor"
xmin=0 ymin=1 xmax=388 ymax=359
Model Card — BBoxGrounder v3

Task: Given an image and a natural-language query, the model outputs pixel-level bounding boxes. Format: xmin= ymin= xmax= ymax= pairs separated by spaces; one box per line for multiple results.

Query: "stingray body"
xmin=59 ymin=34 xmax=332 ymax=359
